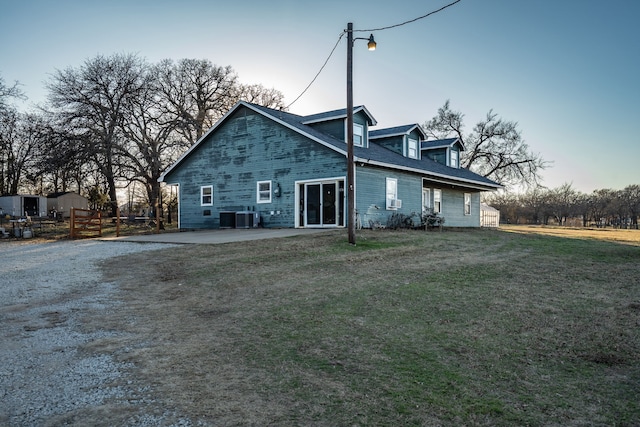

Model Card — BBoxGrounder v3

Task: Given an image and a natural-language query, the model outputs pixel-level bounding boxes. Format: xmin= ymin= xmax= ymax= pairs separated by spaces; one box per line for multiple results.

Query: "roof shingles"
xmin=161 ymin=101 xmax=500 ymax=190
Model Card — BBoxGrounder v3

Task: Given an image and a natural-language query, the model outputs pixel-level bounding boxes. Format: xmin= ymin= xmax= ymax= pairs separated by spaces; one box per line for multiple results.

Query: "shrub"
xmin=386 ymin=212 xmax=417 ymax=230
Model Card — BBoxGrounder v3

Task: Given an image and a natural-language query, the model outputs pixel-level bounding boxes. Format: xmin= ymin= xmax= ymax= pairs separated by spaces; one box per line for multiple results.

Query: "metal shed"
xmin=0 ymin=195 xmax=48 ymax=217
xmin=47 ymin=192 xmax=89 ymax=218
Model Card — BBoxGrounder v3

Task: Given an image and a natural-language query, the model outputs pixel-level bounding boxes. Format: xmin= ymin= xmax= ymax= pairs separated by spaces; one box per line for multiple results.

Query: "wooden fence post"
xmin=116 ymin=207 xmax=120 ymax=237
xmin=155 ymin=198 xmax=160 ymax=234
xmin=69 ymin=208 xmax=75 ymax=239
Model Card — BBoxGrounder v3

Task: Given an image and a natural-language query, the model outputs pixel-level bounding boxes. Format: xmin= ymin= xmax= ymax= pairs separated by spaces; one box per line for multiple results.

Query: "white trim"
xmin=450 ymin=149 xmax=459 ymax=168
xmin=301 ymin=105 xmax=378 ymax=126
xmin=407 ymin=137 xmax=419 ymax=159
xmin=422 ymin=188 xmax=431 ymax=212
xmin=170 ymin=183 xmax=181 ymax=229
xmin=348 ymin=122 xmax=364 ymax=147
xmin=200 ymin=185 xmax=213 ymax=206
xmin=386 ymin=177 xmax=398 ymax=210
xmin=257 ymin=180 xmax=272 ymax=204
xmin=464 ymin=192 xmax=471 ymax=215
xmin=369 ymin=124 xmax=427 ymax=141
xmin=433 ymin=189 xmax=442 ymax=214
xmin=295 ymin=176 xmax=346 ymax=228
xmin=421 ymin=137 xmax=466 ymax=152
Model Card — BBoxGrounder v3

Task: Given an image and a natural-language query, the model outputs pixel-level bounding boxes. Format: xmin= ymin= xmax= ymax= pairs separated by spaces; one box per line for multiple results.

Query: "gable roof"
xmin=369 ymin=124 xmax=427 ymax=140
xmin=421 ymin=137 xmax=466 ymax=151
xmin=160 ymin=102 xmax=500 ymax=190
xmin=301 ymin=105 xmax=377 ymax=126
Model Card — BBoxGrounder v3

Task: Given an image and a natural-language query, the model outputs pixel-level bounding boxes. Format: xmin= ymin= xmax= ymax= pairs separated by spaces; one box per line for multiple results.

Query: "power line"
xmin=285 ymin=32 xmax=345 ymax=110
xmin=355 ymin=0 xmax=462 ymax=33
xmin=286 ymin=0 xmax=462 ymax=109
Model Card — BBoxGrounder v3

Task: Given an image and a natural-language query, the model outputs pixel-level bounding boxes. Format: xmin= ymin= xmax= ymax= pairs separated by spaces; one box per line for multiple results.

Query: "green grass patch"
xmin=99 ymin=228 xmax=640 ymax=426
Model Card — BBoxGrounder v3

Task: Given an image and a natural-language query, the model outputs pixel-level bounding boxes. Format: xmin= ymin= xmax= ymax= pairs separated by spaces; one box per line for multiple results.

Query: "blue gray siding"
xmin=425 ymin=148 xmax=447 ymax=165
xmin=306 ymin=111 xmax=370 ymax=147
xmin=164 ymin=107 xmax=346 ymax=228
xmin=374 ymin=136 xmax=404 ymax=156
xmin=355 ymin=165 xmax=423 ymax=228
xmin=433 ymin=187 xmax=481 ymax=227
xmin=355 ymin=167 xmax=483 ymax=228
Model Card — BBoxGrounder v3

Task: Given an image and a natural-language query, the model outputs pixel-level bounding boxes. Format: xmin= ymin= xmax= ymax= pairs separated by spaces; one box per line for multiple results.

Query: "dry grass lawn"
xmin=501 ymin=224 xmax=640 ymax=246
xmin=78 ymin=227 xmax=639 ymax=426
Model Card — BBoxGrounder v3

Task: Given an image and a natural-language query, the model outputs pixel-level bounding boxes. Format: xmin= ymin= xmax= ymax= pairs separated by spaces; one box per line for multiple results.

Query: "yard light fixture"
xmin=367 ymin=34 xmax=377 ymax=50
xmin=346 ymin=22 xmax=376 ymax=245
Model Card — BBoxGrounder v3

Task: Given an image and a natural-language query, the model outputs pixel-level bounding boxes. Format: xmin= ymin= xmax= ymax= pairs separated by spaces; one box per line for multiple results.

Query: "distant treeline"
xmin=486 ymin=183 xmax=640 ymax=228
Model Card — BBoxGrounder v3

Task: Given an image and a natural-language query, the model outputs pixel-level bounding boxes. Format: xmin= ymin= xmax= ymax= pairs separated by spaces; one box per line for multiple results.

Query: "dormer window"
xmin=450 ymin=150 xmax=459 ymax=168
xmin=407 ymin=138 xmax=418 ymax=159
xmin=353 ymin=123 xmax=364 ymax=147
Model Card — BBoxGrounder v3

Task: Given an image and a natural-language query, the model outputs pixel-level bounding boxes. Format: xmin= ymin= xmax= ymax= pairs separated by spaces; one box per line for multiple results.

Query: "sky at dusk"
xmin=1 ymin=0 xmax=638 ymax=193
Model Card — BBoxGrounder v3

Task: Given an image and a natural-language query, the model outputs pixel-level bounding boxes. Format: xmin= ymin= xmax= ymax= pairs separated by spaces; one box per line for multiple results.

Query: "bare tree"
xmin=46 ymin=53 xmax=147 ymax=216
xmin=154 ymin=59 xmax=287 ymax=145
xmin=35 ymin=115 xmax=90 ymax=194
xmin=545 ymin=183 xmax=581 ymax=226
xmin=424 ymin=100 xmax=548 ymax=189
xmin=119 ymin=71 xmax=184 ymax=215
xmin=0 ymin=75 xmax=26 ymax=112
xmin=153 ymin=59 xmax=239 ymax=144
xmin=0 ymin=75 xmax=27 ymax=194
xmin=620 ymin=184 xmax=640 ymax=228
xmin=236 ymin=83 xmax=286 ymax=110
xmin=484 ymin=191 xmax=521 ymax=224
xmin=0 ymin=110 xmax=43 ymax=195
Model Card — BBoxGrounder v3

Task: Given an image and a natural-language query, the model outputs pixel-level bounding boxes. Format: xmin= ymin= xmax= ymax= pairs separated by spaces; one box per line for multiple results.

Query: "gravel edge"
xmin=0 ymin=240 xmax=201 ymax=426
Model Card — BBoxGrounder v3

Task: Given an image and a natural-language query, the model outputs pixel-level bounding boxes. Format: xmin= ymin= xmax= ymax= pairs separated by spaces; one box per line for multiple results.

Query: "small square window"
xmin=257 ymin=180 xmax=272 ymax=204
xmin=201 ymin=186 xmax=213 ymax=206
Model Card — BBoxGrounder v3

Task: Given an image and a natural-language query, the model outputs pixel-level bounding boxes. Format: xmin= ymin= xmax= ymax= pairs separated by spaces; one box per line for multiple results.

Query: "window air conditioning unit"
xmin=236 ymin=211 xmax=259 ymax=228
xmin=389 ymin=199 xmax=402 ymax=209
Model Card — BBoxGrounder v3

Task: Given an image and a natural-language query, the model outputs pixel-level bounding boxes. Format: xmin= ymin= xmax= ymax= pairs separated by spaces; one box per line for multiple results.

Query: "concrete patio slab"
xmin=100 ymin=228 xmax=336 ymax=244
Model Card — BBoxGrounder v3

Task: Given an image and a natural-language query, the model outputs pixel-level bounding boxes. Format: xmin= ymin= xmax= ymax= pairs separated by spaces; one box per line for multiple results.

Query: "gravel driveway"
xmin=0 ymin=239 xmax=196 ymax=426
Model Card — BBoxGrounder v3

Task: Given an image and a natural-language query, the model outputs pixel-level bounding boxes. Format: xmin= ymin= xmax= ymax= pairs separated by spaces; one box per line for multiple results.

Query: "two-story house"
xmin=159 ymin=101 xmax=501 ymax=229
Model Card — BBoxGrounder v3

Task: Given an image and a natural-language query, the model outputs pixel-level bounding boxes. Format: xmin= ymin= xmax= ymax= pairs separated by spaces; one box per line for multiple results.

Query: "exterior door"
xmin=303 ymin=181 xmax=343 ymax=227
xmin=306 ymin=184 xmax=321 ymax=225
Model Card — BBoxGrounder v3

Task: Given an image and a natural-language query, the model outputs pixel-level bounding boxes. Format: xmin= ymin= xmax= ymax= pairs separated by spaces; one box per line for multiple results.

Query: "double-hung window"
xmin=464 ymin=193 xmax=471 ymax=215
xmin=433 ymin=189 xmax=442 ymax=213
xmin=422 ymin=188 xmax=431 ymax=212
xmin=450 ymin=150 xmax=459 ymax=168
xmin=353 ymin=123 xmax=364 ymax=147
xmin=407 ymin=138 xmax=418 ymax=159
xmin=257 ymin=180 xmax=272 ymax=204
xmin=201 ymin=185 xmax=213 ymax=206
xmin=386 ymin=177 xmax=398 ymax=210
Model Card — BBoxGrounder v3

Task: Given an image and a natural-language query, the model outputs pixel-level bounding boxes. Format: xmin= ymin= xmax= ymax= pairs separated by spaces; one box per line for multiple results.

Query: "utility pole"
xmin=346 ymin=22 xmax=356 ymax=245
